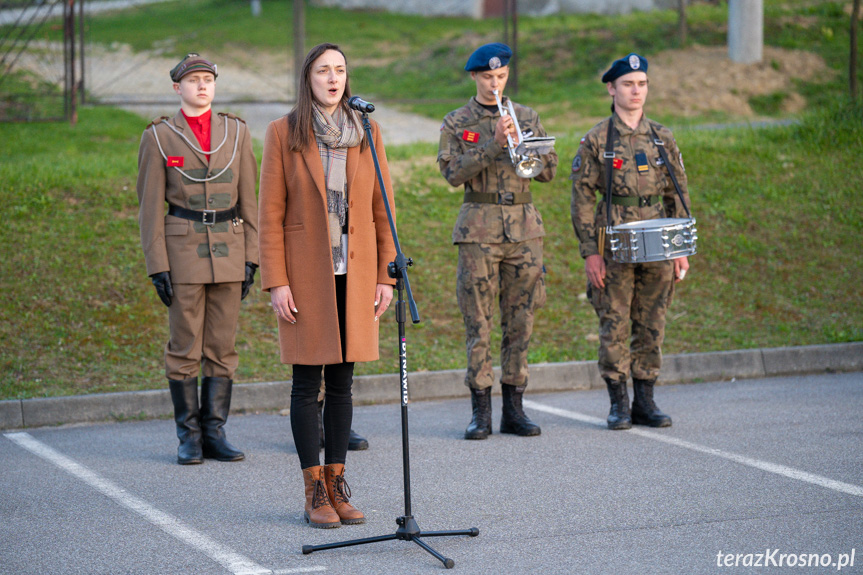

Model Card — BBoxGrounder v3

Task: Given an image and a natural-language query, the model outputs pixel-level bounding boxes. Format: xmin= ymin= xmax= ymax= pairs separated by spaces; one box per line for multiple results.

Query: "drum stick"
xmin=598 ymin=227 xmax=605 ymax=258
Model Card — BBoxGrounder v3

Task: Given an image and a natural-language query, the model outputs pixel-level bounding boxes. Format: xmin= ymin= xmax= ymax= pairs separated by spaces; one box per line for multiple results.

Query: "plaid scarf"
xmin=312 ymin=104 xmax=363 ymax=273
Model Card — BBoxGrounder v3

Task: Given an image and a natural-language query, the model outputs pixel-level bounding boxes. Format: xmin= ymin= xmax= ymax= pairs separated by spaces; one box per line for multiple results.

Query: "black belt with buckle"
xmin=168 ymin=204 xmax=239 ymax=225
xmin=464 ymin=191 xmax=532 ymax=205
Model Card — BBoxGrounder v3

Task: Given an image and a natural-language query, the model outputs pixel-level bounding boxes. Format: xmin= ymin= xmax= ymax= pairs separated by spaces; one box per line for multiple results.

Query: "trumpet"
xmin=493 ymin=89 xmax=555 ymax=179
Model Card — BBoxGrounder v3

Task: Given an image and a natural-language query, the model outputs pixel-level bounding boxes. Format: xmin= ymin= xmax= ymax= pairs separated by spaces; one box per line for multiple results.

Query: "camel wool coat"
xmin=258 ymin=114 xmax=396 ymax=365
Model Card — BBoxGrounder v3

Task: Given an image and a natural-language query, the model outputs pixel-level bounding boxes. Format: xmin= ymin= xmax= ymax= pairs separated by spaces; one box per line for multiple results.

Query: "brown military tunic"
xmin=137 ymin=110 xmax=258 ymax=380
xmin=438 ymin=97 xmax=558 ymax=390
xmin=570 ymin=113 xmax=690 ymax=382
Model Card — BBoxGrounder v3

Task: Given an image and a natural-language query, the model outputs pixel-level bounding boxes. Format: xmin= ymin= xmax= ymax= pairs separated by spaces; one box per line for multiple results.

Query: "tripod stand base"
xmin=302 ymin=515 xmax=479 ymax=569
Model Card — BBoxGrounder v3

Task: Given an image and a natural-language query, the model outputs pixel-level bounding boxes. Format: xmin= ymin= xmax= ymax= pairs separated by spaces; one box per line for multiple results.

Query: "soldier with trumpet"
xmin=438 ymin=42 xmax=558 ymax=440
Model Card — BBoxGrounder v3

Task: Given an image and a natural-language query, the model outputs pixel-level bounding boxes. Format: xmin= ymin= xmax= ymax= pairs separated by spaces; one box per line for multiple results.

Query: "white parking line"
xmin=3 ymin=432 xmax=323 ymax=575
xmin=523 ymin=400 xmax=863 ymax=498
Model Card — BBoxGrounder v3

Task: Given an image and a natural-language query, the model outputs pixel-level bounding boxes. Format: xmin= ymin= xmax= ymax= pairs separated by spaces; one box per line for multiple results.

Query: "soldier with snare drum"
xmin=570 ymin=53 xmax=696 ymax=430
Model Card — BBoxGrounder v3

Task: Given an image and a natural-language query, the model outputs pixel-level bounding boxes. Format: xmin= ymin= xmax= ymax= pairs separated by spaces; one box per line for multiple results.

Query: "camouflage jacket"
xmin=438 ymin=97 xmax=558 ymax=244
xmin=570 ymin=113 xmax=691 ymax=259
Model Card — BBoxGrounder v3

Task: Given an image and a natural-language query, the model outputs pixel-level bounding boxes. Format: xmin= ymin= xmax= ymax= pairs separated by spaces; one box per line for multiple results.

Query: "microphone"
xmin=348 ymin=96 xmax=375 ymax=113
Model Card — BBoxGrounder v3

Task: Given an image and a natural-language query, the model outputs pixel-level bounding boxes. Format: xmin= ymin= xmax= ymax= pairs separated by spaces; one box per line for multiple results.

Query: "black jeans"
xmin=290 ymin=274 xmax=354 ymax=469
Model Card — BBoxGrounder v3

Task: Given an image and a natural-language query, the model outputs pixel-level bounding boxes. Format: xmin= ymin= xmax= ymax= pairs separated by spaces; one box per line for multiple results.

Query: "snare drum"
xmin=608 ymin=218 xmax=697 ymax=263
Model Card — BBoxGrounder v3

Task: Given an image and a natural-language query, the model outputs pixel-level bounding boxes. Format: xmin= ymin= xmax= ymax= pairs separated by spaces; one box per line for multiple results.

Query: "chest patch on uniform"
xmin=571 ymin=154 xmax=582 ymax=173
xmin=655 ymin=156 xmax=665 ymax=166
xmin=613 ymin=158 xmax=623 ymax=170
xmin=167 ymin=156 xmax=184 ymax=167
xmin=462 ymin=130 xmax=480 ymax=143
xmin=635 ymin=152 xmax=649 ymax=174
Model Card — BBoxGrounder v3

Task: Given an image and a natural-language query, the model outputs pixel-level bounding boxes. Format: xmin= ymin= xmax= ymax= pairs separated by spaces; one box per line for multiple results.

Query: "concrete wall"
xmin=312 ymin=0 xmax=678 ymax=18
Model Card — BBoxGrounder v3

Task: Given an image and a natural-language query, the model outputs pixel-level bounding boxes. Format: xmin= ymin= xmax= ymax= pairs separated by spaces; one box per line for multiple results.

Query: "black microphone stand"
xmin=301 ymin=110 xmax=479 ymax=569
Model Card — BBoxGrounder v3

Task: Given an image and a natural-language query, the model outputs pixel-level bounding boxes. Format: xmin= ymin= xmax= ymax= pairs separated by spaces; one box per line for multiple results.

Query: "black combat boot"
xmin=347 ymin=429 xmax=369 ymax=451
xmin=604 ymin=378 xmax=632 ymax=430
xmin=464 ymin=387 xmax=492 ymax=440
xmin=168 ymin=377 xmax=203 ymax=465
xmin=200 ymin=376 xmax=245 ymax=461
xmin=500 ymin=383 xmax=541 ymax=436
xmin=631 ymin=378 xmax=672 ymax=427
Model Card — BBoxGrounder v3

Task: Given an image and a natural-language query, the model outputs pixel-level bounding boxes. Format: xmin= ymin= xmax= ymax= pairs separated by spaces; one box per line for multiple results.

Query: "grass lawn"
xmin=1 ymin=0 xmax=861 ymax=400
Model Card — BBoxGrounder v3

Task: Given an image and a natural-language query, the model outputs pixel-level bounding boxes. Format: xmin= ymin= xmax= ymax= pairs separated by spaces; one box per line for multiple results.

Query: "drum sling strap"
xmin=602 ymin=119 xmax=693 ymax=225
xmin=649 ymin=126 xmax=692 ymax=219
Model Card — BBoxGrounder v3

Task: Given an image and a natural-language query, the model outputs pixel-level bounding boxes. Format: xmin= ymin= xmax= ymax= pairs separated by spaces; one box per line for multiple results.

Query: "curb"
xmin=1 ymin=342 xmax=861 ymax=430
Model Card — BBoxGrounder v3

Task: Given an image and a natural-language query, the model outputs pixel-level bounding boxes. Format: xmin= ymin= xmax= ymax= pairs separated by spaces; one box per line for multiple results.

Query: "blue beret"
xmin=601 ymin=53 xmax=648 ymax=83
xmin=465 ymin=43 xmax=513 ymax=72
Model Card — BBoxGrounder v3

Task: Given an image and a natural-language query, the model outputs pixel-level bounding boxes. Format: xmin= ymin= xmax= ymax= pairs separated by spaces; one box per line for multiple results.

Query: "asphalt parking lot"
xmin=2 ymin=371 xmax=861 ymax=574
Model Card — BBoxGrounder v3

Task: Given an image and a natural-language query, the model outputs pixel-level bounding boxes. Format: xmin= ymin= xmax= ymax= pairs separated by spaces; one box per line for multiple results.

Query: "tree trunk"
xmin=852 ymin=0 xmax=860 ymax=99
xmin=679 ymin=0 xmax=687 ymax=45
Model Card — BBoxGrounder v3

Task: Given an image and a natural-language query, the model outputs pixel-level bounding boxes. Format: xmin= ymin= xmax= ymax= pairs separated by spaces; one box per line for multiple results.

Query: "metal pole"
xmin=69 ymin=0 xmax=77 ymax=124
xmin=293 ymin=0 xmax=305 ymax=102
xmin=63 ymin=0 xmax=70 ymax=119
xmin=511 ymin=0 xmax=517 ymax=95
xmin=728 ymin=0 xmax=763 ymax=64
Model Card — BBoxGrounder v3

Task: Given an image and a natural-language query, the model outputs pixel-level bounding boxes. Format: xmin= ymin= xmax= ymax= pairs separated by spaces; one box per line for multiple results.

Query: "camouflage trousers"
xmin=457 ymin=238 xmax=546 ymax=390
xmin=587 ymin=257 xmax=674 ymax=382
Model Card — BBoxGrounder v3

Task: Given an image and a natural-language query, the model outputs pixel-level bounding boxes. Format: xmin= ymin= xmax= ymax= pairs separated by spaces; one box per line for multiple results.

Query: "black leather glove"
xmin=241 ymin=262 xmax=258 ymax=300
xmin=150 ymin=271 xmax=173 ymax=307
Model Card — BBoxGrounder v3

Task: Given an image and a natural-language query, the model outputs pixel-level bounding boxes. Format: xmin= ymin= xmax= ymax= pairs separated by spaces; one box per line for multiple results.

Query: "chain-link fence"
xmin=1 ymin=0 xmax=295 ymax=124
xmin=0 ymin=0 xmax=79 ymax=122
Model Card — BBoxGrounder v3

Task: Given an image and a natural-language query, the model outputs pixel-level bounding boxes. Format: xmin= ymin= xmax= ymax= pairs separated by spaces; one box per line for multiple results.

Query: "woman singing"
xmin=258 ymin=43 xmax=396 ymax=529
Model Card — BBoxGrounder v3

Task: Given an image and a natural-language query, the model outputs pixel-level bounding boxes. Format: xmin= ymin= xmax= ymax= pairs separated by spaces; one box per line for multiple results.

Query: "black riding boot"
xmin=464 ymin=387 xmax=492 ymax=440
xmin=631 ymin=378 xmax=672 ymax=427
xmin=500 ymin=383 xmax=541 ymax=436
xmin=200 ymin=376 xmax=245 ymax=461
xmin=604 ymin=378 xmax=632 ymax=430
xmin=168 ymin=377 xmax=203 ymax=465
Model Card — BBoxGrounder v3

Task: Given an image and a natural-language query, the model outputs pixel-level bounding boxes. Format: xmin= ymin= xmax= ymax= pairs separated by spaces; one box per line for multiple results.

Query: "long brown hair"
xmin=286 ymin=42 xmax=366 ymax=152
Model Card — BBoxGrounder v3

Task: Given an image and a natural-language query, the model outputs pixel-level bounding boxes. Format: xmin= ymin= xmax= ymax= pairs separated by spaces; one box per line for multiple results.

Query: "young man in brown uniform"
xmin=137 ymin=54 xmax=259 ymax=464
xmin=570 ymin=53 xmax=691 ymax=430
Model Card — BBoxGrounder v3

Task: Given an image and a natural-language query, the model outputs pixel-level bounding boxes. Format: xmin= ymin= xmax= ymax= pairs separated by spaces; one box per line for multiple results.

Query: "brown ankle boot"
xmin=324 ymin=463 xmax=365 ymax=525
xmin=302 ymin=466 xmax=341 ymax=529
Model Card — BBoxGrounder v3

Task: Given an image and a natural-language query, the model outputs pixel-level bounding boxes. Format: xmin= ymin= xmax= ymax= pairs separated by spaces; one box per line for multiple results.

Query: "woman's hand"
xmin=271 ymin=285 xmax=298 ymax=324
xmin=374 ymin=283 xmax=394 ymax=321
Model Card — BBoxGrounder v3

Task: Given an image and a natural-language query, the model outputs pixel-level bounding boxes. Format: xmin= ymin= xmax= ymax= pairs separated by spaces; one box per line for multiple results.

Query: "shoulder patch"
xmin=219 ymin=112 xmax=246 ymax=124
xmin=146 ymin=115 xmax=170 ymax=129
xmin=571 ymin=154 xmax=582 ymax=173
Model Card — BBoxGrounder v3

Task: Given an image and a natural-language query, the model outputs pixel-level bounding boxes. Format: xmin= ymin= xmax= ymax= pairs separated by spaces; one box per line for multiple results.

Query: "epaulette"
xmin=219 ymin=112 xmax=246 ymax=124
xmin=146 ymin=116 xmax=170 ymax=129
